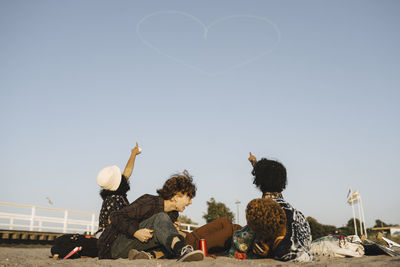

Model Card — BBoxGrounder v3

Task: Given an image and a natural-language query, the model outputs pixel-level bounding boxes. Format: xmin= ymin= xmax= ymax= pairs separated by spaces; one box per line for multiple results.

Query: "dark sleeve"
xmin=168 ymin=211 xmax=179 ymax=222
xmin=110 ymin=194 xmax=156 ymax=237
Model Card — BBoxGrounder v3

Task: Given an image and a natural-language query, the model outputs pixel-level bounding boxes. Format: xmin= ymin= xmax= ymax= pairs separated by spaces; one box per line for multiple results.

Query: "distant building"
xmin=372 ymin=226 xmax=400 ymax=236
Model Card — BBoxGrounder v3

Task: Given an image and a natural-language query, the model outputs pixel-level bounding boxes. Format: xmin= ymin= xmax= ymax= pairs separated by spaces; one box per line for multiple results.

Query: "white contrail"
xmin=136 ymin=11 xmax=281 ymax=76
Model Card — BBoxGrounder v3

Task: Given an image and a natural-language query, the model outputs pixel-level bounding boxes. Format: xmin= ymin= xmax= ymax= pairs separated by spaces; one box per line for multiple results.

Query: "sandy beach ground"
xmin=1 ymin=246 xmax=400 ymax=267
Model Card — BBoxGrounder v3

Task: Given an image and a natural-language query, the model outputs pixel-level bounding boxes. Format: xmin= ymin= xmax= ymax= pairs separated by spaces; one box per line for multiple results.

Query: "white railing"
xmin=180 ymin=223 xmax=198 ymax=233
xmin=0 ymin=202 xmax=199 ymax=235
xmin=0 ymin=202 xmax=98 ymax=235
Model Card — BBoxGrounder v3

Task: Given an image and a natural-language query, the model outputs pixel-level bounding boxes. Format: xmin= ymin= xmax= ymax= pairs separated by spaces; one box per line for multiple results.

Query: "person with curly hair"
xmin=228 ymin=198 xmax=287 ymax=259
xmin=97 ymin=170 xmax=204 ymax=262
xmin=96 ymin=142 xmax=141 ymax=237
xmin=247 ymin=198 xmax=287 ymax=256
xmin=246 ymin=198 xmax=287 ymax=245
xmin=246 ymin=152 xmax=313 ymax=262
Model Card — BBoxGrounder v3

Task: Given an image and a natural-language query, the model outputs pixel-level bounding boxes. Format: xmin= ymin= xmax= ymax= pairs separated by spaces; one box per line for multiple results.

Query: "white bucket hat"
xmin=97 ymin=165 xmax=122 ymax=191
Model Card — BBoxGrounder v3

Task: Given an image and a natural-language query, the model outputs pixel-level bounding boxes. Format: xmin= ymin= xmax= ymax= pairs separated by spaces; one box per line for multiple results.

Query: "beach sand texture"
xmin=1 ymin=247 xmax=400 ymax=267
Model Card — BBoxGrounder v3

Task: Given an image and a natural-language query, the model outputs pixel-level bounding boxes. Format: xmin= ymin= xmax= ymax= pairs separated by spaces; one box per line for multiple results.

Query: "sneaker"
xmin=128 ymin=249 xmax=153 ymax=260
xmin=176 ymin=245 xmax=204 ymax=262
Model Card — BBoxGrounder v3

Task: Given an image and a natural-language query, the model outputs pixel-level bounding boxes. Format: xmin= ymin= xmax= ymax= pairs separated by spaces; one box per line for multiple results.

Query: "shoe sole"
xmin=134 ymin=252 xmax=152 ymax=259
xmin=128 ymin=250 xmax=151 ymax=260
xmin=178 ymin=251 xmax=204 ymax=262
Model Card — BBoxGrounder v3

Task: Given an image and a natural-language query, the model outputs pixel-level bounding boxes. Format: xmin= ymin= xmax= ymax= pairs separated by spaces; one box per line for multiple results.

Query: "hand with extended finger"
xmin=134 ymin=228 xmax=154 ymax=243
xmin=132 ymin=142 xmax=142 ymax=155
xmin=248 ymin=152 xmax=257 ymax=166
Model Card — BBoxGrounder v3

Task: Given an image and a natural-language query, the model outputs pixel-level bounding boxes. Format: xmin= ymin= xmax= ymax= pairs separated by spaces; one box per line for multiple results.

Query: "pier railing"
xmin=0 ymin=202 xmax=198 ymax=236
xmin=0 ymin=202 xmax=98 ymax=235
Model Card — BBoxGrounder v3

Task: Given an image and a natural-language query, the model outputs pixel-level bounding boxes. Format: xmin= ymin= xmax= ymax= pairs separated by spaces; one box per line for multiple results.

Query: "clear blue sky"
xmin=1 ymin=0 xmax=399 ymax=228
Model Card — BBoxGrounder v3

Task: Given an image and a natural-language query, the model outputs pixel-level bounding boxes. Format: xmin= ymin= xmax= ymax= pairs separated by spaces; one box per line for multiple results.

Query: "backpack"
xmin=228 ymin=225 xmax=256 ymax=259
xmin=51 ymin=234 xmax=98 ymax=259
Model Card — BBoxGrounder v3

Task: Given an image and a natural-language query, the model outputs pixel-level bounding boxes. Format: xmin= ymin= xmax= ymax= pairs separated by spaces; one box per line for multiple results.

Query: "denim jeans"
xmin=111 ymin=212 xmax=182 ymax=259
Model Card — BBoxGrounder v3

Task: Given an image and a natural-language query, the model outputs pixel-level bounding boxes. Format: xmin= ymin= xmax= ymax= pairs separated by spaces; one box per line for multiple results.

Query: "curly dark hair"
xmin=252 ymin=158 xmax=287 ymax=193
xmin=156 ymin=170 xmax=197 ymax=200
xmin=246 ymin=198 xmax=287 ymax=241
xmin=99 ymin=175 xmax=130 ymax=200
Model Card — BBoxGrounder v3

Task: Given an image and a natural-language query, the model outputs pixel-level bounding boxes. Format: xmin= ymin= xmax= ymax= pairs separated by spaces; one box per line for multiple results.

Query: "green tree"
xmin=306 ymin=217 xmax=338 ymax=240
xmin=337 ymin=218 xmax=366 ymax=236
xmin=373 ymin=219 xmax=394 ymax=228
xmin=203 ymin=197 xmax=234 ymax=223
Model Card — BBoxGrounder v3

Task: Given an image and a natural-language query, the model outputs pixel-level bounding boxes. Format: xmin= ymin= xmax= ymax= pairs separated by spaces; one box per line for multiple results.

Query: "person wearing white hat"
xmin=96 ymin=142 xmax=142 ymax=237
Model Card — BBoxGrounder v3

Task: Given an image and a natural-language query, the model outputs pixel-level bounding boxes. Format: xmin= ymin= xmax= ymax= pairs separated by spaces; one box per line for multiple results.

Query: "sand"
xmin=0 ymin=246 xmax=400 ymax=267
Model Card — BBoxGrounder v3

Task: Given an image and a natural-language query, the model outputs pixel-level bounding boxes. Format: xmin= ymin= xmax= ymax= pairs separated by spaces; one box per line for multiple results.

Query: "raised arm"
xmin=122 ymin=142 xmax=141 ymax=180
xmin=248 ymin=152 xmax=257 ymax=167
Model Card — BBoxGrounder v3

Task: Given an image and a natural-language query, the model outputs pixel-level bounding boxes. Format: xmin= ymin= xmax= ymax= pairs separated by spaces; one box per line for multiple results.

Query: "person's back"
xmin=98 ymin=173 xmax=130 ymax=233
xmin=96 ymin=143 xmax=141 ymax=237
xmin=248 ymin=153 xmax=313 ymax=262
xmin=267 ymin=196 xmax=313 ymax=261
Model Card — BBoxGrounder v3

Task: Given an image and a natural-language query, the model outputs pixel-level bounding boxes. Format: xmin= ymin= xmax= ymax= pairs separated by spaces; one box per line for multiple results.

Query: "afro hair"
xmin=252 ymin=158 xmax=287 ymax=193
xmin=246 ymin=198 xmax=287 ymax=241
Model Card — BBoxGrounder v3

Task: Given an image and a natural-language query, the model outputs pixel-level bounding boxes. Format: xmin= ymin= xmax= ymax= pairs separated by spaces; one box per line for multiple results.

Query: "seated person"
xmin=233 ymin=153 xmax=314 ymax=262
xmin=97 ymin=170 xmax=204 ymax=262
xmin=96 ymin=143 xmax=141 ymax=237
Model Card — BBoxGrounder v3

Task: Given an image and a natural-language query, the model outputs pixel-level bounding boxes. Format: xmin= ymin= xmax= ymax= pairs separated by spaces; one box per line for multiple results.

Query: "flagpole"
xmin=357 ymin=195 xmax=363 ymax=236
xmin=351 ymin=201 xmax=358 ymax=236
xmin=348 ymin=189 xmax=359 ymax=236
xmin=359 ymin=194 xmax=367 ymax=237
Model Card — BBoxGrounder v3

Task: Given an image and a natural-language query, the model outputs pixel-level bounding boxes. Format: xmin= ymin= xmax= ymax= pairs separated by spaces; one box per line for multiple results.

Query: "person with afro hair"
xmin=249 ymin=152 xmax=287 ymax=197
xmin=231 ymin=152 xmax=314 ymax=262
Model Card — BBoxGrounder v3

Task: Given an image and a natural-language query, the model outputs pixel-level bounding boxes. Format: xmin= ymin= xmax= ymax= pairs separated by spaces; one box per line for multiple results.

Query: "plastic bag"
xmin=310 ymin=235 xmax=364 ymax=258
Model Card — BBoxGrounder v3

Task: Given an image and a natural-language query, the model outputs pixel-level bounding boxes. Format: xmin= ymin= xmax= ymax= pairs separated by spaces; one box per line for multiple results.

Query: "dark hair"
xmin=252 ymin=158 xmax=287 ymax=193
xmin=157 ymin=170 xmax=197 ymax=200
xmin=246 ymin=198 xmax=287 ymax=241
xmin=99 ymin=176 xmax=130 ymax=200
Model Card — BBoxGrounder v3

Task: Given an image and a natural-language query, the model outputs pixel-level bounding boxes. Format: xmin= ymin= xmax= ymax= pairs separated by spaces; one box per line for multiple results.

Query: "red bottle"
xmin=63 ymin=246 xmax=82 ymax=259
xmin=199 ymin=239 xmax=207 ymax=257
